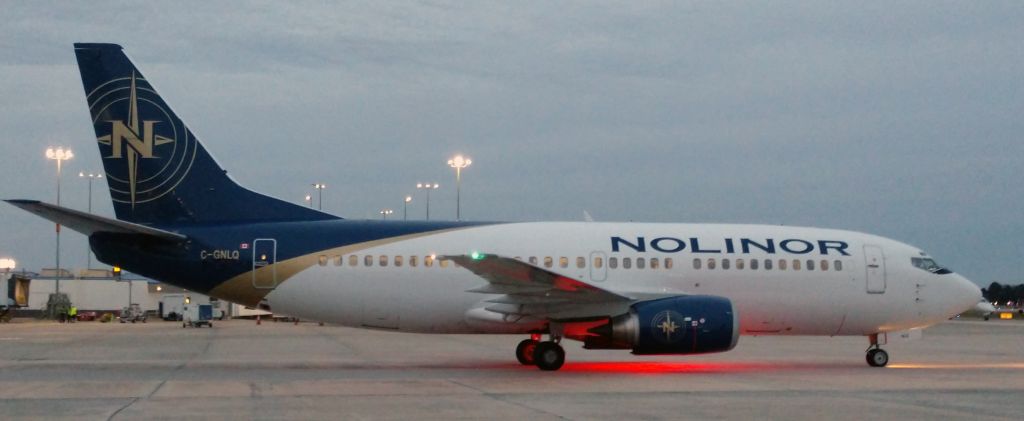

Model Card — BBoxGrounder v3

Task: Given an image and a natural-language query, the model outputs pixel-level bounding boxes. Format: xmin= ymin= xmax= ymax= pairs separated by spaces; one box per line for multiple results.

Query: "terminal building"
xmin=4 ymin=267 xmax=265 ymax=319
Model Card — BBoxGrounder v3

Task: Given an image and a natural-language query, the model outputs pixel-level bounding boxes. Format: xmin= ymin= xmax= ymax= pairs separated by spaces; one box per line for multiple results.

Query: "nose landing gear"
xmin=866 ymin=333 xmax=889 ymax=367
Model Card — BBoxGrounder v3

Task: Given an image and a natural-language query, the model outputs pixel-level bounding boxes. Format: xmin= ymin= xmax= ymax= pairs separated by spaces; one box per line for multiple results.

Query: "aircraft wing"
xmin=444 ymin=253 xmax=633 ymax=320
xmin=4 ymin=200 xmax=186 ymax=242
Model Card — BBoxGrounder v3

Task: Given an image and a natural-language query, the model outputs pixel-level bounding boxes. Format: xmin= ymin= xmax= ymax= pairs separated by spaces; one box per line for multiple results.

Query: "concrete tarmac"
xmin=0 ymin=318 xmax=1022 ymax=420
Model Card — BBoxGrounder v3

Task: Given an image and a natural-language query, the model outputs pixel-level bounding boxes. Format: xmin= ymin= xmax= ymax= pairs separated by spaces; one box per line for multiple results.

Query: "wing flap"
xmin=445 ymin=253 xmax=631 ymax=320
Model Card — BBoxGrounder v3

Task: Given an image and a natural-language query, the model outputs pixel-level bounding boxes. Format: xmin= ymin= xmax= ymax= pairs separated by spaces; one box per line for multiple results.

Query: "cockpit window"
xmin=911 ymin=257 xmax=952 ymax=275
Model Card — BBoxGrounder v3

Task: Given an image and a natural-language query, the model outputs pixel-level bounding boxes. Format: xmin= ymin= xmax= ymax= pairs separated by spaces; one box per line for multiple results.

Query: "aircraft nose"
xmin=952 ymin=274 xmax=982 ymax=313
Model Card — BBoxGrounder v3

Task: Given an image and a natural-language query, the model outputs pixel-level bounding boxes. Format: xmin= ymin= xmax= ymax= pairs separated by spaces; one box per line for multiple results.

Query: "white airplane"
xmin=960 ymin=299 xmax=998 ymax=320
xmin=6 ymin=44 xmax=982 ymax=370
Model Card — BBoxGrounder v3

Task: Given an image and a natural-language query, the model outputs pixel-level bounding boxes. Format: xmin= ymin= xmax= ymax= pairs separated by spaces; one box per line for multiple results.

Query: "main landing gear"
xmin=516 ymin=333 xmax=566 ymax=371
xmin=865 ymin=333 xmax=889 ymax=367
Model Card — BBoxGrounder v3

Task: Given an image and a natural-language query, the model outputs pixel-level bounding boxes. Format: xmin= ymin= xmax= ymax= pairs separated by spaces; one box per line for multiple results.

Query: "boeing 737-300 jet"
xmin=6 ymin=44 xmax=982 ymax=370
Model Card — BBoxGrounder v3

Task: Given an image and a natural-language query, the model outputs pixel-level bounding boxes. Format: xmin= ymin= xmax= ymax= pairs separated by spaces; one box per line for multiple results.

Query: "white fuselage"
xmin=264 ymin=222 xmax=981 ymax=336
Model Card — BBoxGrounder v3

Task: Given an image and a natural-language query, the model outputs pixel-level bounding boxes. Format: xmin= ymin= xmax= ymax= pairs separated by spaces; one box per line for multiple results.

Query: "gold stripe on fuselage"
xmin=208 ymin=228 xmax=469 ymax=306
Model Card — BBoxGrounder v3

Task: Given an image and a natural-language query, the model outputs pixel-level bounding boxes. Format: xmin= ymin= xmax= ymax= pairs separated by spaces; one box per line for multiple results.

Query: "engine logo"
xmin=650 ymin=310 xmax=685 ymax=344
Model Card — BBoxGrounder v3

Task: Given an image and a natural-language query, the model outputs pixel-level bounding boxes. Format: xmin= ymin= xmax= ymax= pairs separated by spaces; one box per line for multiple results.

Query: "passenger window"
xmin=410 ymin=255 xmax=418 ymax=267
xmin=764 ymin=259 xmax=772 ymax=270
xmin=365 ymin=255 xmax=374 ymax=267
xmin=750 ymin=258 xmax=759 ymax=270
xmin=806 ymin=259 xmax=814 ymax=271
xmin=424 ymin=255 xmax=434 ymax=267
xmin=778 ymin=259 xmax=786 ymax=270
xmin=664 ymin=258 xmax=673 ymax=269
xmin=440 ymin=259 xmax=449 ymax=268
xmin=529 ymin=256 xmax=538 ymax=265
xmin=636 ymin=258 xmax=645 ymax=269
xmin=318 ymin=255 xmax=327 ymax=266
xmin=593 ymin=256 xmax=603 ymax=269
xmin=559 ymin=257 xmax=568 ymax=268
xmin=609 ymin=257 xmax=618 ymax=269
xmin=544 ymin=256 xmax=553 ymax=268
xmin=820 ymin=260 xmax=828 ymax=271
xmin=395 ymin=256 xmax=403 ymax=267
xmin=623 ymin=258 xmax=632 ymax=269
xmin=834 ymin=260 xmax=843 ymax=271
xmin=722 ymin=258 xmax=730 ymax=270
xmin=792 ymin=259 xmax=801 ymax=270
xmin=576 ymin=257 xmax=586 ymax=269
xmin=334 ymin=256 xmax=342 ymax=266
xmin=736 ymin=258 xmax=745 ymax=270
xmin=708 ymin=258 xmax=716 ymax=270
xmin=649 ymin=258 xmax=659 ymax=269
xmin=349 ymin=255 xmax=358 ymax=266
xmin=380 ymin=255 xmax=388 ymax=267
xmin=693 ymin=258 xmax=702 ymax=270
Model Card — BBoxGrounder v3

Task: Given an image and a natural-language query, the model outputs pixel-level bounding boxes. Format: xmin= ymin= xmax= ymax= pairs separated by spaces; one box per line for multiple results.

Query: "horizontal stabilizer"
xmin=5 ymin=200 xmax=186 ymax=241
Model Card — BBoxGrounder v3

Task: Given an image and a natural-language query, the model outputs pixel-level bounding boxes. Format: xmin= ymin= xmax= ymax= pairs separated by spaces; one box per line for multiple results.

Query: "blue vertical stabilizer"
xmin=73 ymin=43 xmax=339 ymax=226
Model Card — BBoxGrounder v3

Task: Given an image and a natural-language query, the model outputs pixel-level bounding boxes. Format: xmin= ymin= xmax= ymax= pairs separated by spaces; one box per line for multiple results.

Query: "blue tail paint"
xmin=73 ymin=43 xmax=337 ymax=225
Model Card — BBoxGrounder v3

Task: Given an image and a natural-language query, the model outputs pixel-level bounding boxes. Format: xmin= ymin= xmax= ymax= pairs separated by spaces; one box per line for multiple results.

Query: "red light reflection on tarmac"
xmin=887 ymin=362 xmax=1024 ymax=370
xmin=558 ymin=361 xmax=777 ymax=374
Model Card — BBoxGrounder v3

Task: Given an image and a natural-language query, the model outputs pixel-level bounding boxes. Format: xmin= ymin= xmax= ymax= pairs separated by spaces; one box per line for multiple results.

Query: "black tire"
xmin=866 ymin=349 xmax=889 ymax=367
xmin=532 ymin=341 xmax=565 ymax=371
xmin=515 ymin=339 xmax=538 ymax=365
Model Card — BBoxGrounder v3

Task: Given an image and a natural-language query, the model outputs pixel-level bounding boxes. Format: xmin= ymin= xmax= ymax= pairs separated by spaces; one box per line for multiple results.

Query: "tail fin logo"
xmin=90 ymin=71 xmax=196 ymax=208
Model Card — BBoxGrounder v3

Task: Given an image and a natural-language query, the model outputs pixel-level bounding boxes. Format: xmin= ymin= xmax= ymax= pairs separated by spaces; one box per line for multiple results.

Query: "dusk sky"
xmin=1 ymin=1 xmax=1021 ymax=285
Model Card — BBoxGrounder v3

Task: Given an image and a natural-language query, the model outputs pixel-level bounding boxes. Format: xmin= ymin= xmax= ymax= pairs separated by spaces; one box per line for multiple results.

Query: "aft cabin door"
xmin=864 ymin=245 xmax=886 ymax=294
xmin=252 ymin=239 xmax=278 ymax=289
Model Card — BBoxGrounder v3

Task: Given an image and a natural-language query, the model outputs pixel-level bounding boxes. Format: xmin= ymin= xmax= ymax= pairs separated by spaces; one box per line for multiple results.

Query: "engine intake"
xmin=584 ymin=295 xmax=739 ymax=355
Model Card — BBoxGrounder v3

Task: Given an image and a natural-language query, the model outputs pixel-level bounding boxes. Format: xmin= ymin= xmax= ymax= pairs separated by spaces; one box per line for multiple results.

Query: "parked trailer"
xmin=2 ymin=274 xmax=30 ymax=322
xmin=160 ymin=293 xmax=186 ymax=321
xmin=182 ymin=303 xmax=213 ymax=328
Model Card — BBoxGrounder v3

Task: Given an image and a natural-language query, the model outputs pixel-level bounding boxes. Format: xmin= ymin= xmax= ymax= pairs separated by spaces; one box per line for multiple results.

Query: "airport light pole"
xmin=79 ymin=171 xmax=102 ymax=269
xmin=312 ymin=183 xmax=326 ymax=210
xmin=304 ymin=194 xmax=313 ymax=208
xmin=447 ymin=155 xmax=471 ymax=221
xmin=403 ymin=196 xmax=412 ymax=221
xmin=46 ymin=147 xmax=73 ymax=294
xmin=379 ymin=209 xmax=393 ymax=220
xmin=416 ymin=183 xmax=439 ymax=220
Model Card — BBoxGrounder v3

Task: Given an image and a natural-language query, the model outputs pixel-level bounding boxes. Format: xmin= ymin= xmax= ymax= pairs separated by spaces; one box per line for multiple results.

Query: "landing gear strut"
xmin=866 ymin=333 xmax=889 ymax=367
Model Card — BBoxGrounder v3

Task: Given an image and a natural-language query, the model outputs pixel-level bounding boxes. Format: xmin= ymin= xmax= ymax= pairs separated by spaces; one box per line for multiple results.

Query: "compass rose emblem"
xmin=89 ymin=71 xmax=196 ymax=208
xmin=650 ymin=310 xmax=686 ymax=344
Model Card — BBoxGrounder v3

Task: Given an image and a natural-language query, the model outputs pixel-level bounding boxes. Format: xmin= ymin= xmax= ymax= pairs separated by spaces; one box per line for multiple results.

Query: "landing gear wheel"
xmin=516 ymin=339 xmax=538 ymax=365
xmin=866 ymin=348 xmax=889 ymax=367
xmin=532 ymin=341 xmax=565 ymax=371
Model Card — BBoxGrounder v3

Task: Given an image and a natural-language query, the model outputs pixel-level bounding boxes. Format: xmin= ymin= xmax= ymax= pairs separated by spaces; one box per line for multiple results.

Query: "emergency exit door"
xmin=252 ymin=239 xmax=278 ymax=289
xmin=864 ymin=245 xmax=886 ymax=294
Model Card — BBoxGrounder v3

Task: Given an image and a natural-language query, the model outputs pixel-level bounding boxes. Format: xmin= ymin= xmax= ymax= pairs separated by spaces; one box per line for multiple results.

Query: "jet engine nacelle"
xmin=584 ymin=295 xmax=739 ymax=355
